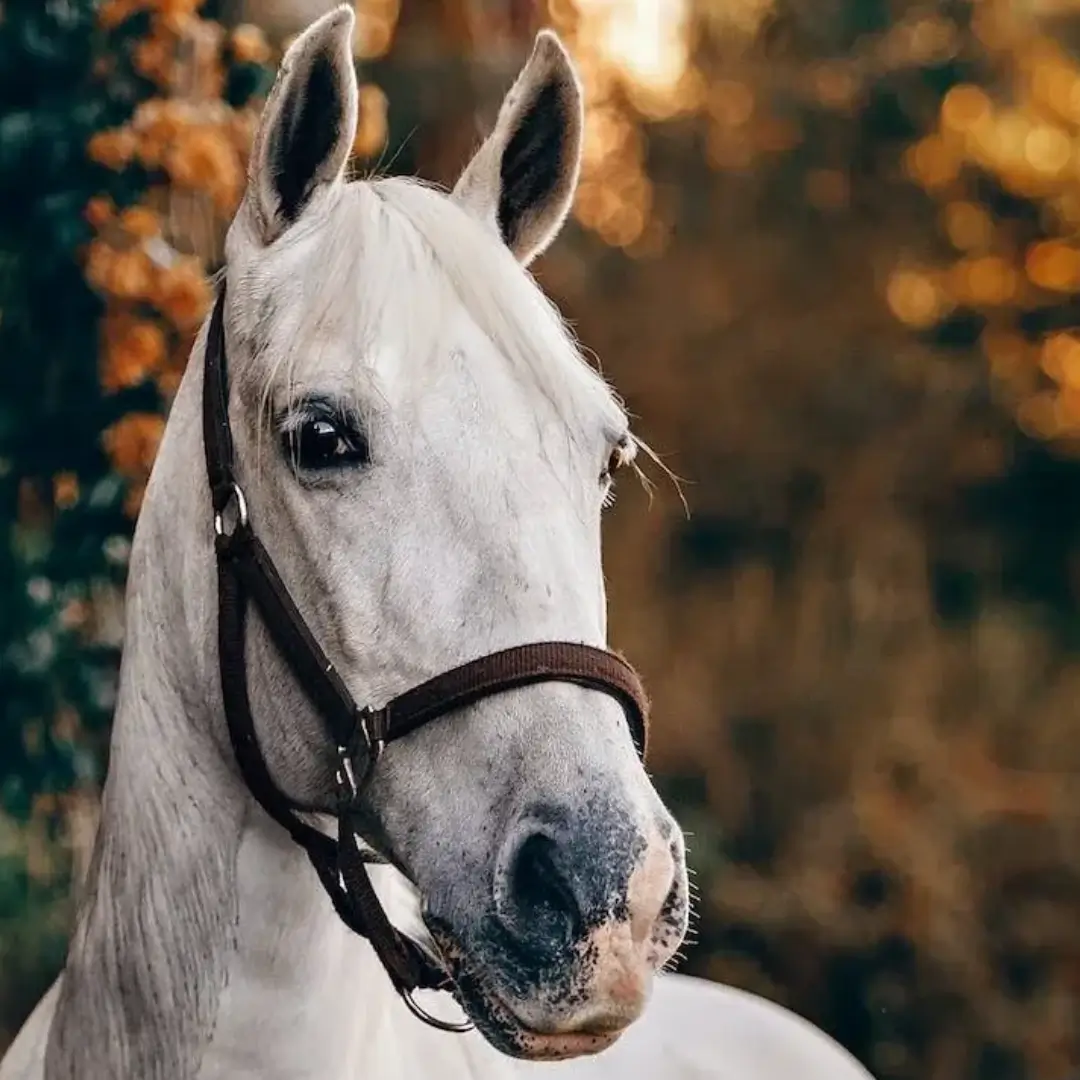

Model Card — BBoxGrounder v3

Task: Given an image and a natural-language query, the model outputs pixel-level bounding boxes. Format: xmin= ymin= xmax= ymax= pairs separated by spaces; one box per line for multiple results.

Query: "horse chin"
xmin=479 ymin=1016 xmax=623 ymax=1062
xmin=455 ymin=973 xmax=628 ymax=1061
xmin=427 ymin=926 xmax=632 ymax=1062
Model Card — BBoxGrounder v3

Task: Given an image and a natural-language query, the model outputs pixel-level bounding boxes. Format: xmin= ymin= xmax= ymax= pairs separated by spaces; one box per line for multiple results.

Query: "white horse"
xmin=0 ymin=9 xmax=874 ymax=1079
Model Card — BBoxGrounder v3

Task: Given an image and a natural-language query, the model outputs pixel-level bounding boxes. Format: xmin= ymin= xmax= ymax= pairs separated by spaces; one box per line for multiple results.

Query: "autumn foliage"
xmin=81 ymin=2 xmax=260 ymax=514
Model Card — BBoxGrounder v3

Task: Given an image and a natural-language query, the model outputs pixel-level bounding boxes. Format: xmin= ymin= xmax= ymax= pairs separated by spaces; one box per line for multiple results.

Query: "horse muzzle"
xmin=426 ymin=807 xmax=689 ymax=1060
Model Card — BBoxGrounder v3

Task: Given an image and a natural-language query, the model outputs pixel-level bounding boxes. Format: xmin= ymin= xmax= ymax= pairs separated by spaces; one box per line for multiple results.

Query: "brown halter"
xmin=202 ymin=284 xmax=651 ymax=1031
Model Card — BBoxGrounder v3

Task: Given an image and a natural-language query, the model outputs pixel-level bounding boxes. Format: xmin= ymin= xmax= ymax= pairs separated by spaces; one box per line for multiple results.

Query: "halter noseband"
xmin=202 ymin=284 xmax=650 ymax=1031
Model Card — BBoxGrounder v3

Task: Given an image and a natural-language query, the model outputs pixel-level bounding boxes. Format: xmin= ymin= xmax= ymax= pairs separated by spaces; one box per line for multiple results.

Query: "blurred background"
xmin=3 ymin=0 xmax=1080 ymax=1076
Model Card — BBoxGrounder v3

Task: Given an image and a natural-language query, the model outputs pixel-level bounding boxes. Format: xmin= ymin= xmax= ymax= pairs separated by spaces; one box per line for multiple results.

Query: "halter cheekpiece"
xmin=202 ymin=284 xmax=650 ymax=1032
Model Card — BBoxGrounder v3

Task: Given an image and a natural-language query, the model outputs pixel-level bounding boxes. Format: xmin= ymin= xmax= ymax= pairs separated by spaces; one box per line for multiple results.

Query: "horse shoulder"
xmin=0 ymin=976 xmax=61 ymax=1080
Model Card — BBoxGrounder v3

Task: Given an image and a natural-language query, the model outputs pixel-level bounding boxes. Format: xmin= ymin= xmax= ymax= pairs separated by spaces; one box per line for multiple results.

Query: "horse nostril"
xmin=504 ymin=832 xmax=583 ymax=948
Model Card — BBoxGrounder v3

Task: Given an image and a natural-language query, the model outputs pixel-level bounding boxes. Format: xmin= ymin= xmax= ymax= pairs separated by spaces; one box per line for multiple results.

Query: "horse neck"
xmin=42 ymin=346 xmax=378 ymax=1080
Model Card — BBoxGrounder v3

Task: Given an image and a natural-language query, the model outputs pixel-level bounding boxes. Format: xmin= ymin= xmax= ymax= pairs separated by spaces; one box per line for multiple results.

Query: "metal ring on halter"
xmin=400 ymin=987 xmax=475 ymax=1034
xmin=213 ymin=481 xmax=249 ymax=539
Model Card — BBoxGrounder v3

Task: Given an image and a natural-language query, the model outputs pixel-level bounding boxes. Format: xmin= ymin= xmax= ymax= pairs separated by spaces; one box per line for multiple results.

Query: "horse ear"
xmin=244 ymin=4 xmax=358 ymax=244
xmin=452 ymin=30 xmax=584 ymax=266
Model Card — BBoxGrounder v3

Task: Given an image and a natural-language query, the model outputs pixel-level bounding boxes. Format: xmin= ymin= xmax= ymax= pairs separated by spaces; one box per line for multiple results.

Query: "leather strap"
xmin=217 ymin=535 xmax=451 ymax=993
xmin=369 ymin=641 xmax=646 ymax=754
xmin=202 ymin=284 xmax=651 ymax=1026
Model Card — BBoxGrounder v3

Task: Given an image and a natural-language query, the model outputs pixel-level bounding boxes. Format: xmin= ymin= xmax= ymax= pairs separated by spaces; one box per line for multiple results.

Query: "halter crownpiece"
xmin=202 ymin=283 xmax=651 ymax=1032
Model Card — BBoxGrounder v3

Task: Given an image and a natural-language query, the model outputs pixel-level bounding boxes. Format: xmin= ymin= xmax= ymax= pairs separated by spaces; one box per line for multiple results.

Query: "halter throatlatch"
xmin=202 ymin=284 xmax=650 ymax=1032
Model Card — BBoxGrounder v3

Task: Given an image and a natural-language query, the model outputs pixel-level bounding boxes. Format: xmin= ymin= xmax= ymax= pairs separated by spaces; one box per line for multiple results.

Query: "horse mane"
xmin=372 ymin=177 xmax=628 ymax=437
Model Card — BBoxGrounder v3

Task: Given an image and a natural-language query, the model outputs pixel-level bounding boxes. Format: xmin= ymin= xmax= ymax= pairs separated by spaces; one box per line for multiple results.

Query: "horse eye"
xmin=601 ymin=444 xmax=625 ymax=485
xmin=284 ymin=417 xmax=369 ymax=471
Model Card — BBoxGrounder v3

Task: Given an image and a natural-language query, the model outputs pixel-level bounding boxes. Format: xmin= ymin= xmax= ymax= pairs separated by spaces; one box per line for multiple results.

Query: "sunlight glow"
xmin=554 ymin=0 xmax=695 ymax=251
xmin=576 ymin=0 xmax=691 ymax=97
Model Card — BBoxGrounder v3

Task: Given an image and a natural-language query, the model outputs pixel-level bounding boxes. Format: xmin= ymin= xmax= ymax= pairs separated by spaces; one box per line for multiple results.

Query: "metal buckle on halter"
xmin=357 ymin=706 xmax=386 ymax=764
xmin=212 ymin=481 xmax=249 ymax=544
xmin=335 ymin=708 xmax=385 ymax=803
xmin=335 ymin=748 xmax=360 ymax=802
